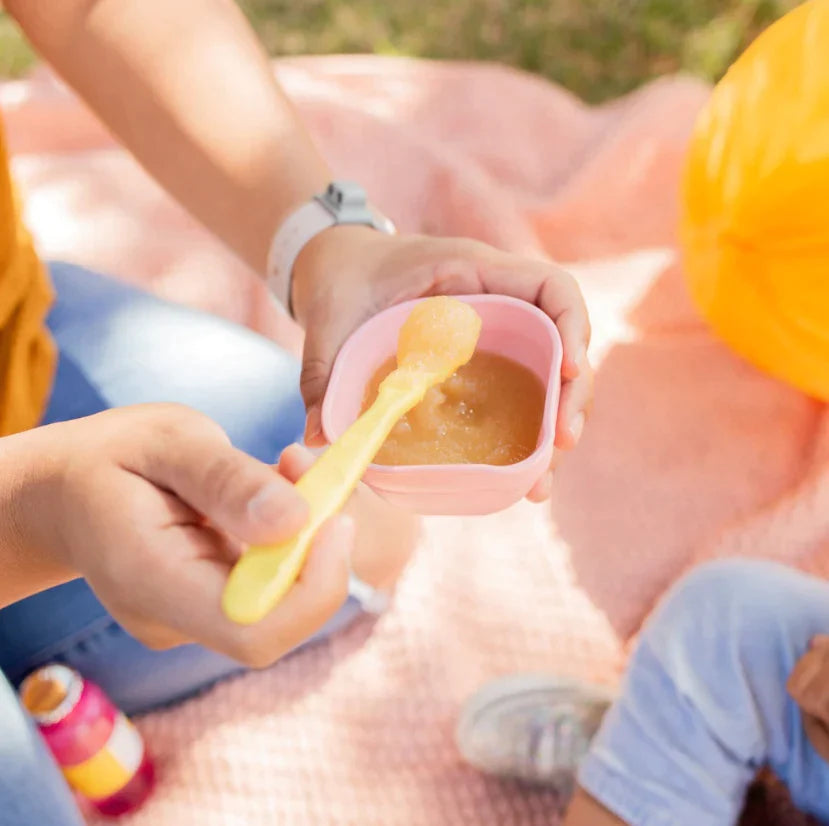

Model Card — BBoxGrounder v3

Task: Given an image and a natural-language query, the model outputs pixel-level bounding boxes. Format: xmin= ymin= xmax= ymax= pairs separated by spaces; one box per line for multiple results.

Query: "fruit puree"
xmin=362 ymin=351 xmax=545 ymax=466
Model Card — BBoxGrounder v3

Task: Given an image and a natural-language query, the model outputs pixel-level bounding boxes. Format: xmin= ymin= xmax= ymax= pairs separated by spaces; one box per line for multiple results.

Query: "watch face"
xmin=319 ymin=182 xmax=394 ymax=233
xmin=327 ymin=181 xmax=367 ymax=209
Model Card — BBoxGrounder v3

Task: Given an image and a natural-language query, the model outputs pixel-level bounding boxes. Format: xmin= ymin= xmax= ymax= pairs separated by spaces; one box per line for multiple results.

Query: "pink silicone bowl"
xmin=321 ymin=294 xmax=562 ymax=515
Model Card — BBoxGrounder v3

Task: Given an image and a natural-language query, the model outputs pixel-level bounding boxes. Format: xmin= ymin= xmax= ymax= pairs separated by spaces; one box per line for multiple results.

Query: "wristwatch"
xmin=267 ymin=181 xmax=396 ymax=316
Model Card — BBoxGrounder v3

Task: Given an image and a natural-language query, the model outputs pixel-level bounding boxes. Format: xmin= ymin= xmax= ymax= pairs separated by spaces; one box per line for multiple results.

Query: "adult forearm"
xmin=7 ymin=0 xmax=330 ymax=277
xmin=0 ymin=429 xmax=74 ymax=608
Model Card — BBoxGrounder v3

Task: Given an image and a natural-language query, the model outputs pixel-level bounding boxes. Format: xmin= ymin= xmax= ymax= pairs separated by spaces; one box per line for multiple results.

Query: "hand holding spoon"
xmin=222 ymin=296 xmax=482 ymax=625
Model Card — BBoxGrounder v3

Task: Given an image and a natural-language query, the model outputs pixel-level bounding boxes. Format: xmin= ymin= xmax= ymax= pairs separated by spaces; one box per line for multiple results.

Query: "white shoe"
xmin=456 ymin=674 xmax=613 ymax=795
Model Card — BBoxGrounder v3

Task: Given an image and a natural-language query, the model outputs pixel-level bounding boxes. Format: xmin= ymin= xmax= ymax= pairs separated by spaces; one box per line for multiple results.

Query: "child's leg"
xmin=564 ymin=788 xmax=626 ymax=825
xmin=576 ymin=559 xmax=829 ymax=825
xmin=458 ymin=559 xmax=829 ymax=826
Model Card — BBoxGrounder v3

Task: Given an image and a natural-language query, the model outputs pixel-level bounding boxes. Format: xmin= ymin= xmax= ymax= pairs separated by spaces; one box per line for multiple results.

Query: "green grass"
xmin=0 ymin=12 xmax=36 ymax=78
xmin=0 ymin=0 xmax=801 ymax=101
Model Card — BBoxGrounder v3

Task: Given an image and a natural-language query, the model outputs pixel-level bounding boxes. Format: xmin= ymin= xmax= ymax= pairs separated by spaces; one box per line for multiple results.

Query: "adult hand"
xmin=787 ymin=635 xmax=829 ymax=762
xmin=7 ymin=404 xmax=354 ymax=667
xmin=293 ymin=227 xmax=593 ymax=501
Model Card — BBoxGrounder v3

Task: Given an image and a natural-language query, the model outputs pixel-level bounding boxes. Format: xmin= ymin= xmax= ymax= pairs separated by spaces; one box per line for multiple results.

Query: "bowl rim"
xmin=321 ymin=293 xmax=562 ymax=478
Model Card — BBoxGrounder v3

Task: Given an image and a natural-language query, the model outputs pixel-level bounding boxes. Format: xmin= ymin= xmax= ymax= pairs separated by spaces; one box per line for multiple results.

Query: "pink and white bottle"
xmin=19 ymin=664 xmax=155 ymax=818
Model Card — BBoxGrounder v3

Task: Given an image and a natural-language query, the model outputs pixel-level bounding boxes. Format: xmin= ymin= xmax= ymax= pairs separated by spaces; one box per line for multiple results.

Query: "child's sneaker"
xmin=455 ymin=673 xmax=613 ymax=796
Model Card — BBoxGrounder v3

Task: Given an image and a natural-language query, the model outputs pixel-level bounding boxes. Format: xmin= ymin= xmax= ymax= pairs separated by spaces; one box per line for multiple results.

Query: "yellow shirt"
xmin=0 ymin=116 xmax=55 ymax=436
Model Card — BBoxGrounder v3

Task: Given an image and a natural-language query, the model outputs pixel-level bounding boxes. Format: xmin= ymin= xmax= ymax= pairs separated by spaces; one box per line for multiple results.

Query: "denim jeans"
xmin=0 ymin=263 xmax=361 ymax=825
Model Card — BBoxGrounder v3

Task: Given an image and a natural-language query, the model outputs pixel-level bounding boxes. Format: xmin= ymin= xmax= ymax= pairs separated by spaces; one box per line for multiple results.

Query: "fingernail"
xmin=563 ymin=349 xmax=587 ymax=379
xmin=569 ymin=412 xmax=585 ymax=444
xmin=248 ymin=481 xmax=305 ymax=526
xmin=304 ymin=407 xmax=323 ymax=445
xmin=304 ymin=421 xmax=321 ymax=445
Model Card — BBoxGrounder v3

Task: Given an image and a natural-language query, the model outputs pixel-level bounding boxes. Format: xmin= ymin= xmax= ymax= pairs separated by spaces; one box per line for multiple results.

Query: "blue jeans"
xmin=0 ymin=263 xmax=362 ymax=825
xmin=579 ymin=559 xmax=829 ymax=826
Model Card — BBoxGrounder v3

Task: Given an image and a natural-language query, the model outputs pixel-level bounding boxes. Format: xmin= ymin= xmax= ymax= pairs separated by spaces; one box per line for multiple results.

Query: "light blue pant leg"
xmin=41 ymin=262 xmax=306 ymax=456
xmin=579 ymin=559 xmax=829 ymax=826
xmin=0 ymin=262 xmax=361 ymax=713
xmin=0 ymin=672 xmax=85 ymax=826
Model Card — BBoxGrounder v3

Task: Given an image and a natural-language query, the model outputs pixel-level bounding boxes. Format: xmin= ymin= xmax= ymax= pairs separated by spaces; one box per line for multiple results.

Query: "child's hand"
xmin=6 ymin=405 xmax=354 ymax=666
xmin=787 ymin=635 xmax=829 ymax=761
xmin=293 ymin=227 xmax=593 ymax=502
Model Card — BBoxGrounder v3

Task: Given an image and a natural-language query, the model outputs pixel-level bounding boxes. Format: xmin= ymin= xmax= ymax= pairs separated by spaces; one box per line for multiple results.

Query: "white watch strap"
xmin=267 ymin=199 xmax=337 ymax=313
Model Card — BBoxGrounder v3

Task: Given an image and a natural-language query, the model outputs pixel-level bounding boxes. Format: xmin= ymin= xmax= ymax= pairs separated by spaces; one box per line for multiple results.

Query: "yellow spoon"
xmin=222 ymin=296 xmax=483 ymax=625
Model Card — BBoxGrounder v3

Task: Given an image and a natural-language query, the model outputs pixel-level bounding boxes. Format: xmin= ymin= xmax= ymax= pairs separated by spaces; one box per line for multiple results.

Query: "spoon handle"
xmin=222 ymin=371 xmax=429 ymax=625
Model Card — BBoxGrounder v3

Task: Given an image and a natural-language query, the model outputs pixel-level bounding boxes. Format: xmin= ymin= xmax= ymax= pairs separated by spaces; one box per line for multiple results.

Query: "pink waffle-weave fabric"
xmin=4 ymin=56 xmax=828 ymax=825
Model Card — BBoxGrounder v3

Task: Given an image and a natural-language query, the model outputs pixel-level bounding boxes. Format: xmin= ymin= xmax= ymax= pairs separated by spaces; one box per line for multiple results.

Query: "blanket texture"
xmin=4 ymin=56 xmax=827 ymax=825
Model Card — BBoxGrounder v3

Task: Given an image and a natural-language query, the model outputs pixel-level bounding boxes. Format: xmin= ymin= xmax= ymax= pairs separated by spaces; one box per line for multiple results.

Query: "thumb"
xmin=300 ymin=295 xmax=373 ymax=444
xmin=135 ymin=420 xmax=309 ymax=545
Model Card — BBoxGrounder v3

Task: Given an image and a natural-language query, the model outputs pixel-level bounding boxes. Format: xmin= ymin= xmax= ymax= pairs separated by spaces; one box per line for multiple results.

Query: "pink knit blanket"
xmin=4 ymin=56 xmax=827 ymax=825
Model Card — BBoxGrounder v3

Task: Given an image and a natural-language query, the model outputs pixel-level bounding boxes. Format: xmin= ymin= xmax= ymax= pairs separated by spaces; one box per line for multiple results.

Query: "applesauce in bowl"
xmin=362 ymin=351 xmax=546 ymax=466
